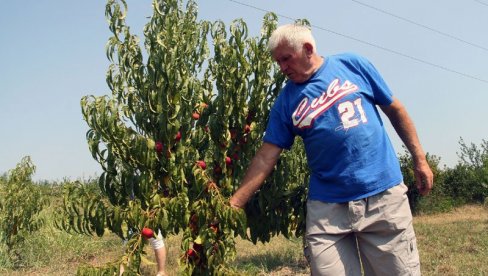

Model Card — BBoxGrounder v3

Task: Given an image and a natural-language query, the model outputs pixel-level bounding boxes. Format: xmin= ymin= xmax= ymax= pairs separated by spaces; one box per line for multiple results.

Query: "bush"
xmin=0 ymin=157 xmax=49 ymax=268
xmin=399 ymin=138 xmax=488 ymax=214
xmin=398 ymin=147 xmax=449 ymax=214
xmin=450 ymin=138 xmax=488 ymax=203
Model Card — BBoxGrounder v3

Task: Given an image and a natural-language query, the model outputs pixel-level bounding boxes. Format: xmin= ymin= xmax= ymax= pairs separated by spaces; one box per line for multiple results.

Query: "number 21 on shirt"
xmin=338 ymin=98 xmax=368 ymax=130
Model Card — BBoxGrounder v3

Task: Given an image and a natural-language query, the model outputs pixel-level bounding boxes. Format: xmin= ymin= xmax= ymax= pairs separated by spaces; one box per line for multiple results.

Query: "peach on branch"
xmin=155 ymin=142 xmax=164 ymax=154
xmin=196 ymin=160 xmax=207 ymax=170
xmin=141 ymin=227 xmax=155 ymax=239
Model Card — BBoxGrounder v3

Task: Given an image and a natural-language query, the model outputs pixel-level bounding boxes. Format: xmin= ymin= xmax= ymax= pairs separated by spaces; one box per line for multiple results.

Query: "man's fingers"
xmin=416 ymin=171 xmax=433 ymax=195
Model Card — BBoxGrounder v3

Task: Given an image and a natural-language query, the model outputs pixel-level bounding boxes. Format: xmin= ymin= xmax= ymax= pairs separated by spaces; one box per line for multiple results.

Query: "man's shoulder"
xmin=328 ymin=52 xmax=367 ymax=63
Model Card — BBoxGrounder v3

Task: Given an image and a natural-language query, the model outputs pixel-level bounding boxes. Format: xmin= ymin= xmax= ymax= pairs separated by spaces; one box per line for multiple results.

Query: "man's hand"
xmin=414 ymin=160 xmax=433 ymax=195
xmin=229 ymin=196 xmax=245 ymax=209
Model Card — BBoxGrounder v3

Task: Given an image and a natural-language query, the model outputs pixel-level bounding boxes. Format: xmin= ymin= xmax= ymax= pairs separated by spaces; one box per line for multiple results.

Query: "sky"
xmin=1 ymin=0 xmax=487 ymax=181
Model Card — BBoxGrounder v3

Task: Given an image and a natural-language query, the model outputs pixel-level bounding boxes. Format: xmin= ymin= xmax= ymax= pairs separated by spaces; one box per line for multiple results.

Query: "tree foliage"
xmin=56 ymin=0 xmax=309 ymax=274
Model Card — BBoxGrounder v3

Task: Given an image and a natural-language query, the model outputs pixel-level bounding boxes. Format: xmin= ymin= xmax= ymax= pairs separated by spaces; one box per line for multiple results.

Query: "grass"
xmin=415 ymin=205 xmax=488 ymax=276
xmin=1 ymin=205 xmax=486 ymax=275
xmin=0 ymin=201 xmax=124 ymax=276
xmin=232 ymin=236 xmax=309 ymax=275
xmin=141 ymin=232 xmax=309 ymax=276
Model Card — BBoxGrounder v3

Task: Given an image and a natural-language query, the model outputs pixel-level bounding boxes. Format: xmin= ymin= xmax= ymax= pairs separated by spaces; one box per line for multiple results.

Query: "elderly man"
xmin=230 ymin=24 xmax=433 ymax=275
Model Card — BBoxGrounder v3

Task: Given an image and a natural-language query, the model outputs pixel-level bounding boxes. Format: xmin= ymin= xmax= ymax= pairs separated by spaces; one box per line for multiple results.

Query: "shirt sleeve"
xmin=354 ymin=54 xmax=394 ymax=106
xmin=262 ymin=94 xmax=295 ymax=150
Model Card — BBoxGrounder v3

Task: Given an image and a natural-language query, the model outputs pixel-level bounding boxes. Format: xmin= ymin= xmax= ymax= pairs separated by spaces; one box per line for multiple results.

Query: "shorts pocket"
xmin=398 ymin=229 xmax=421 ymax=275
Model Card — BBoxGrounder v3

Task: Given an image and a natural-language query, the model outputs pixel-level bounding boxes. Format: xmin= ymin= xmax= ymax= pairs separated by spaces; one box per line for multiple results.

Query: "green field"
xmin=1 ymin=204 xmax=486 ymax=275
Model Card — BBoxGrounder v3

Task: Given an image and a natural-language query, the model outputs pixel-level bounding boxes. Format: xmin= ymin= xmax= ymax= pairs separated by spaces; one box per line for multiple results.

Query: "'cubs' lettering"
xmin=292 ymin=79 xmax=358 ymax=129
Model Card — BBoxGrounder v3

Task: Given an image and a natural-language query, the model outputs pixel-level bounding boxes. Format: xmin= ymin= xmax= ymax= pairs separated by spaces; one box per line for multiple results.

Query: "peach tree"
xmin=0 ymin=156 xmax=48 ymax=267
xmin=56 ymin=0 xmax=309 ymax=274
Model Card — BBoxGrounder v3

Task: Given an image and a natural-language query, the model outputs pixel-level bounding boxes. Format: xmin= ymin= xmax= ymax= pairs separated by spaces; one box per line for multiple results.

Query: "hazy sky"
xmin=1 ymin=0 xmax=487 ymax=181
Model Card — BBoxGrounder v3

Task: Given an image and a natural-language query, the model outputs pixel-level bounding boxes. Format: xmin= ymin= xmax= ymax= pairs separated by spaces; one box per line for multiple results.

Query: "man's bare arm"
xmin=380 ymin=97 xmax=433 ymax=195
xmin=229 ymin=142 xmax=283 ymax=208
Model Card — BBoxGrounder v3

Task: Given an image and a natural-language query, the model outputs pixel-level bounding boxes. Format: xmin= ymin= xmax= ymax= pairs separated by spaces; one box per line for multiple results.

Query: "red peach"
xmin=155 ymin=142 xmax=163 ymax=153
xmin=141 ymin=227 xmax=154 ymax=239
xmin=175 ymin=131 xmax=182 ymax=141
xmin=196 ymin=160 xmax=206 ymax=170
xmin=187 ymin=248 xmax=197 ymax=258
xmin=225 ymin=156 xmax=232 ymax=166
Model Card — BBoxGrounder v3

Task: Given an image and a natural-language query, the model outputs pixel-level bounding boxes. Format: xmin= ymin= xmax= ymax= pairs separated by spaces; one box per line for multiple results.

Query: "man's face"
xmin=272 ymin=42 xmax=312 ymax=84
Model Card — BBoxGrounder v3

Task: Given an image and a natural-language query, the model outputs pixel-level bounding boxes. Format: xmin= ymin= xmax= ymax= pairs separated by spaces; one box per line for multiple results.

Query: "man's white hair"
xmin=268 ymin=24 xmax=316 ymax=53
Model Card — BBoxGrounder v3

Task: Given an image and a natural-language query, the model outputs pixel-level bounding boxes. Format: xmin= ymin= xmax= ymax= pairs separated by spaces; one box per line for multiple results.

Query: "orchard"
xmin=56 ymin=0 xmax=309 ymax=275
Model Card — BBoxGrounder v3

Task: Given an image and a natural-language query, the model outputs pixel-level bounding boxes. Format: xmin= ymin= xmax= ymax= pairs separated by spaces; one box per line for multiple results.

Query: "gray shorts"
xmin=305 ymin=183 xmax=420 ymax=276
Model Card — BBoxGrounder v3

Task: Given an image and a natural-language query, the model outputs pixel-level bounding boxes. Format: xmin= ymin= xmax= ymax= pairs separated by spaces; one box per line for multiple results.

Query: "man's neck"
xmin=312 ymin=55 xmax=324 ymax=73
xmin=305 ymin=55 xmax=324 ymax=80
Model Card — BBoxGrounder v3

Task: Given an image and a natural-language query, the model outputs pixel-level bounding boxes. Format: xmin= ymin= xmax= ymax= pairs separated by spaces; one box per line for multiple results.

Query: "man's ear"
xmin=303 ymin=42 xmax=314 ymax=56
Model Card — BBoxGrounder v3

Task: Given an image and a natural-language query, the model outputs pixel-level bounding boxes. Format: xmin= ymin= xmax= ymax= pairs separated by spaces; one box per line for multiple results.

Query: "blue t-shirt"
xmin=263 ymin=53 xmax=403 ymax=203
